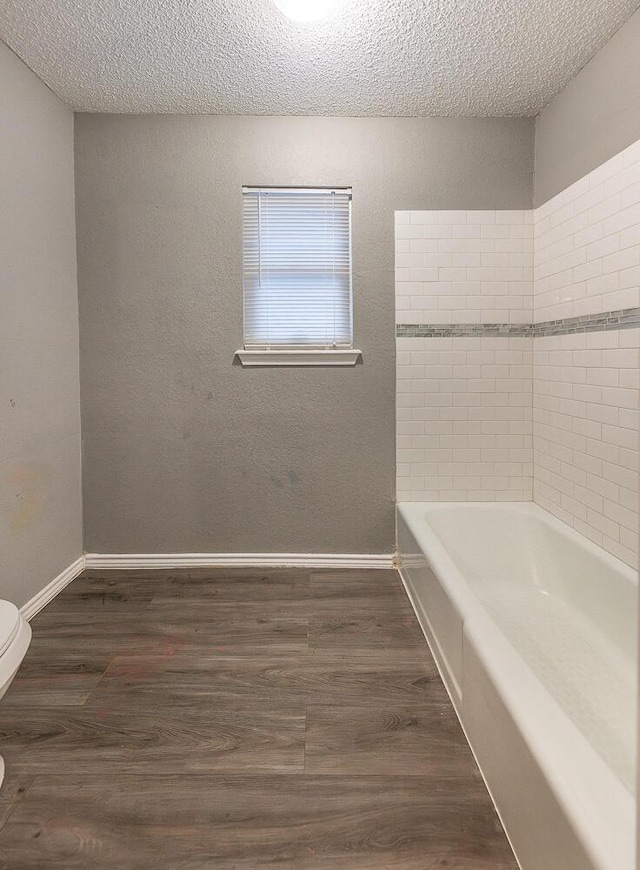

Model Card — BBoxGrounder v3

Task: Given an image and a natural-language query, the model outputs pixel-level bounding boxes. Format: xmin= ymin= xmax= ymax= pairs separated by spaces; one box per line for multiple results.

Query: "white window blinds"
xmin=242 ymin=187 xmax=353 ymax=349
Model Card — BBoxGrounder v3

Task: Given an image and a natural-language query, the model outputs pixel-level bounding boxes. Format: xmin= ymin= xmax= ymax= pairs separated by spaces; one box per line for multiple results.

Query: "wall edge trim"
xmin=19 ymin=555 xmax=86 ymax=621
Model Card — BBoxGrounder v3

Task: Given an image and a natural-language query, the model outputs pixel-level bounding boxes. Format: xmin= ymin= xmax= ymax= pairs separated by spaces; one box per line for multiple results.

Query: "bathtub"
xmin=397 ymin=501 xmax=637 ymax=870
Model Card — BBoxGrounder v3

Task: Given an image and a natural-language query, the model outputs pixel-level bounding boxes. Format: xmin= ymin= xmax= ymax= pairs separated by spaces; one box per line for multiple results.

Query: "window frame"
xmin=237 ymin=185 xmax=361 ymax=367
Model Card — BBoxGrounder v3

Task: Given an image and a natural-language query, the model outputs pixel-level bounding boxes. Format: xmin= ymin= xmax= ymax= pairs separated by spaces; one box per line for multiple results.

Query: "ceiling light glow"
xmin=273 ymin=0 xmax=341 ymax=22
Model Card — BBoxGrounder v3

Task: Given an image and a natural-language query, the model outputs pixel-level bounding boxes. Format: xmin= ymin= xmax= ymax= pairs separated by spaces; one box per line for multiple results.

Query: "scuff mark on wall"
xmin=268 ymin=470 xmax=300 ymax=490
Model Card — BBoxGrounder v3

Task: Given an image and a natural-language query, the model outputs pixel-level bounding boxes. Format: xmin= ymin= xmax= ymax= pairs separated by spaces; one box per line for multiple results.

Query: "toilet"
xmin=0 ymin=601 xmax=31 ymax=788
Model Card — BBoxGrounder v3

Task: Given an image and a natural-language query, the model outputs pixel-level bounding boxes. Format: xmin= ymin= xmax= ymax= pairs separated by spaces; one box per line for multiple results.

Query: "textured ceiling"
xmin=1 ymin=0 xmax=638 ymax=116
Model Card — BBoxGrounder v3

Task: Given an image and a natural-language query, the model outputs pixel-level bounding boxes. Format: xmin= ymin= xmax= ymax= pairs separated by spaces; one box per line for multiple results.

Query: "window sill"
xmin=236 ymin=349 xmax=362 ymax=367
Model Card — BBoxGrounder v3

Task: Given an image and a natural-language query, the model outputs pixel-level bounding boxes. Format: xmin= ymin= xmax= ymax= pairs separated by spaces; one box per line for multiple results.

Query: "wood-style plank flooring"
xmin=0 ymin=568 xmax=517 ymax=869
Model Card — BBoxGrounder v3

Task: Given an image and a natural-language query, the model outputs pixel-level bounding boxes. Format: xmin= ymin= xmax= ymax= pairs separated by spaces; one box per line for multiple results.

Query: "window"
xmin=238 ymin=187 xmax=359 ymax=366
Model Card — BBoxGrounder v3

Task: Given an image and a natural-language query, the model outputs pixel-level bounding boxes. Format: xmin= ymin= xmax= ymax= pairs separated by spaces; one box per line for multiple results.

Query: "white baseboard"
xmin=84 ymin=553 xmax=395 ymax=570
xmin=19 ymin=555 xmax=86 ymax=621
xmin=16 ymin=554 xmax=395 ymax=621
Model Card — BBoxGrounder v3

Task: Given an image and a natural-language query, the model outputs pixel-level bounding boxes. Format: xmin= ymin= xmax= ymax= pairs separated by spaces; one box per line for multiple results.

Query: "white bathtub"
xmin=397 ymin=501 xmax=637 ymax=870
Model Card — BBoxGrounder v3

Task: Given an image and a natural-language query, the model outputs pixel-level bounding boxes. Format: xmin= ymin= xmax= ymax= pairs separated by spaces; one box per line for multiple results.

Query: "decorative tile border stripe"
xmin=397 ymin=307 xmax=640 ymax=338
xmin=530 ymin=308 xmax=640 ymax=337
xmin=397 ymin=323 xmax=530 ymax=338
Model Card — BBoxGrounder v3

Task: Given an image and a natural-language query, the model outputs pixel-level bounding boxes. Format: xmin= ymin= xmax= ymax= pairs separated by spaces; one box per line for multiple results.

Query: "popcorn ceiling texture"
xmin=0 ymin=0 xmax=638 ymax=115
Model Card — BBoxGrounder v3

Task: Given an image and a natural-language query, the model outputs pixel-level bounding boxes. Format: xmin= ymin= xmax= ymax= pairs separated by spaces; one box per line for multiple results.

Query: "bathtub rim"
xmin=400 ymin=500 xmax=637 ymax=588
xmin=397 ymin=500 xmax=636 ymax=870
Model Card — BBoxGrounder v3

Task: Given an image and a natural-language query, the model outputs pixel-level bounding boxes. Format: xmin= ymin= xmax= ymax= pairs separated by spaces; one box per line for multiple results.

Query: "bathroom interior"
xmin=0 ymin=1 xmax=639 ymax=868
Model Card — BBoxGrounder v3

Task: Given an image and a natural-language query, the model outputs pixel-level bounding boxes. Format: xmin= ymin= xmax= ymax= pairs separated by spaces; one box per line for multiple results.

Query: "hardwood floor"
xmin=0 ymin=568 xmax=518 ymax=869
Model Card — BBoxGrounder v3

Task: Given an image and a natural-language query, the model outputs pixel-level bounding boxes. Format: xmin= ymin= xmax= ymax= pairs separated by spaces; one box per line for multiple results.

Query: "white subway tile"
xmin=467 ymin=211 xmax=496 ymax=225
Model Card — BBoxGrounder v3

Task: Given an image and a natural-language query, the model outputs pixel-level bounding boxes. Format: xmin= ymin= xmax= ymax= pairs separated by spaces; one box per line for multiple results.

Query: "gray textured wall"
xmin=535 ymin=8 xmax=640 ymax=206
xmin=75 ymin=114 xmax=534 ymax=555
xmin=0 ymin=42 xmax=82 ymax=606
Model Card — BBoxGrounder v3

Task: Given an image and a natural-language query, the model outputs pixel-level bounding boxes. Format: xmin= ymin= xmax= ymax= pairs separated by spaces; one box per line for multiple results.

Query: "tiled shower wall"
xmin=396 ymin=334 xmax=533 ymax=502
xmin=395 ymin=210 xmax=533 ymax=325
xmin=533 ymin=140 xmax=640 ymax=568
xmin=396 ymin=210 xmax=534 ymax=503
xmin=533 ymin=328 xmax=638 ymax=566
xmin=534 ymin=141 xmax=640 ymax=322
xmin=396 ymin=138 xmax=640 ymax=567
